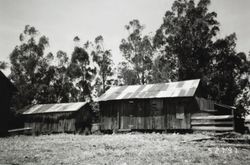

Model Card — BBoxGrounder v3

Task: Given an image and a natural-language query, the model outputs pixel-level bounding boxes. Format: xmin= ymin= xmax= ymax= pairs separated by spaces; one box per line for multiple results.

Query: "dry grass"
xmin=0 ymin=133 xmax=250 ymax=165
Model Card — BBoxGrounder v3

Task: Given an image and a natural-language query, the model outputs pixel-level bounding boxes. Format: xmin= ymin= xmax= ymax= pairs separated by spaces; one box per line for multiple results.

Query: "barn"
xmin=98 ymin=79 xmax=235 ymax=132
xmin=22 ymin=102 xmax=92 ymax=135
xmin=0 ymin=71 xmax=17 ymax=136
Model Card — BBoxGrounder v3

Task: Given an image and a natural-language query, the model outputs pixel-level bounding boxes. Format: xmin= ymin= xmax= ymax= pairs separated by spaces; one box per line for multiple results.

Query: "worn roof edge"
xmin=22 ymin=102 xmax=88 ymax=115
xmin=107 ymin=79 xmax=201 ymax=89
xmin=98 ymin=95 xmax=196 ymax=102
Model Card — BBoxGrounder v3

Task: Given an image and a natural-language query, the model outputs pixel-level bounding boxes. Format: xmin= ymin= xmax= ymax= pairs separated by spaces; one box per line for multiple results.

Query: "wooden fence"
xmin=192 ymin=98 xmax=235 ymax=132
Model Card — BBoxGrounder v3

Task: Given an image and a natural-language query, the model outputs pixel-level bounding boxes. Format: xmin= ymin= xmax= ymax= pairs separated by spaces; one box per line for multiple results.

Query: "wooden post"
xmin=117 ymin=110 xmax=120 ymax=130
xmin=232 ymin=108 xmax=235 ymax=131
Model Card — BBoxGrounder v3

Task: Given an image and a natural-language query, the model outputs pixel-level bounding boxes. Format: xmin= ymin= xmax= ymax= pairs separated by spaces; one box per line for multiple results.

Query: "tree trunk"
xmin=102 ymin=73 xmax=106 ymax=94
xmin=141 ymin=71 xmax=145 ymax=84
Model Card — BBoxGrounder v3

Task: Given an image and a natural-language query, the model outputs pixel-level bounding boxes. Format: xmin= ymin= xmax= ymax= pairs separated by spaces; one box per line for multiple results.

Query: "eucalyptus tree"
xmin=209 ymin=34 xmax=249 ymax=105
xmin=154 ymin=0 xmax=219 ymax=80
xmin=154 ymin=0 xmax=250 ymax=110
xmin=87 ymin=35 xmax=114 ymax=96
xmin=9 ymin=25 xmax=51 ymax=109
xmin=68 ymin=37 xmax=97 ymax=101
xmin=119 ymin=19 xmax=154 ymax=85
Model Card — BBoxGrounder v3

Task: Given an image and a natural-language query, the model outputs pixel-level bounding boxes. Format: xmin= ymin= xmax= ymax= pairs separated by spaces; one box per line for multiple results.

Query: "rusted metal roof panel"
xmin=23 ymin=102 xmax=87 ymax=115
xmin=98 ymin=79 xmax=200 ymax=101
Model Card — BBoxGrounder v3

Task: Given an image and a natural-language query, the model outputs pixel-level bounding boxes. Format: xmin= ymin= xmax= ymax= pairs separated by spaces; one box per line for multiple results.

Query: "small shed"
xmin=0 ymin=71 xmax=17 ymax=136
xmin=98 ymin=79 xmax=235 ymax=132
xmin=22 ymin=102 xmax=92 ymax=135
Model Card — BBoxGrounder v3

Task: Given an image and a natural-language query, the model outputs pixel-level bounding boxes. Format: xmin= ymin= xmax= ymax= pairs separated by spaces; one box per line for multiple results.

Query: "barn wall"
xmin=164 ymin=98 xmax=198 ymax=130
xmin=24 ymin=112 xmax=77 ymax=134
xmin=24 ymin=106 xmax=92 ymax=134
xmin=100 ymin=98 xmax=198 ymax=131
xmin=75 ymin=105 xmax=92 ymax=133
xmin=0 ymin=81 xmax=14 ymax=136
xmin=191 ymin=97 xmax=235 ymax=131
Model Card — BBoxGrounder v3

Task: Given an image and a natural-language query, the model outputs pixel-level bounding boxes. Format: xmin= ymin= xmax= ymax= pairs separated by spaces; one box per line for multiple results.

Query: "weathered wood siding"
xmin=24 ymin=106 xmax=92 ymax=134
xmin=164 ymin=98 xmax=195 ymax=129
xmin=24 ymin=117 xmax=76 ymax=134
xmin=100 ymin=98 xmax=197 ymax=131
xmin=191 ymin=98 xmax=235 ymax=131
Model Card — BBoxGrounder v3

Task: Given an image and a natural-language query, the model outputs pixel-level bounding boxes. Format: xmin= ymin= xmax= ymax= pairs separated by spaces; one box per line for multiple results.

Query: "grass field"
xmin=0 ymin=133 xmax=250 ymax=165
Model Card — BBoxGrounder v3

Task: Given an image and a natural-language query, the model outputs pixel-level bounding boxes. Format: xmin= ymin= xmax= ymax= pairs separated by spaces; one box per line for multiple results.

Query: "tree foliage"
xmin=84 ymin=35 xmax=114 ymax=96
xmin=9 ymin=25 xmax=51 ymax=109
xmin=236 ymin=83 xmax=250 ymax=117
xmin=0 ymin=61 xmax=8 ymax=70
xmin=68 ymin=38 xmax=97 ymax=102
xmin=10 ymin=26 xmax=76 ymax=110
xmin=154 ymin=0 xmax=250 ymax=111
xmin=208 ymin=34 xmax=249 ymax=105
xmin=151 ymin=51 xmax=178 ymax=83
xmin=117 ymin=61 xmax=138 ymax=85
xmin=6 ymin=0 xmax=250 ymax=119
xmin=119 ymin=19 xmax=154 ymax=85
xmin=154 ymin=0 xmax=219 ymax=81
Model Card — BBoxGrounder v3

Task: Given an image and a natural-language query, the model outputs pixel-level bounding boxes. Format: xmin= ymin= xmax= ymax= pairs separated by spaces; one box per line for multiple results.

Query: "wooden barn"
xmin=22 ymin=102 xmax=92 ymax=135
xmin=0 ymin=71 xmax=17 ymax=136
xmin=98 ymin=79 xmax=235 ymax=132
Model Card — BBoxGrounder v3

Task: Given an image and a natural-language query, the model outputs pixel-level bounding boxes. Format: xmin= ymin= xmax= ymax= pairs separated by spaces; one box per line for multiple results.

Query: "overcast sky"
xmin=1 ymin=0 xmax=250 ymax=75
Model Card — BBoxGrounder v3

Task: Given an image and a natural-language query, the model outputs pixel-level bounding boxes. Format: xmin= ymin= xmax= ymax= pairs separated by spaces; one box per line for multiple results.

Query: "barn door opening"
xmin=166 ymin=100 xmax=189 ymax=130
xmin=150 ymin=99 xmax=164 ymax=130
xmin=119 ymin=100 xmax=135 ymax=130
xmin=175 ymin=102 xmax=188 ymax=129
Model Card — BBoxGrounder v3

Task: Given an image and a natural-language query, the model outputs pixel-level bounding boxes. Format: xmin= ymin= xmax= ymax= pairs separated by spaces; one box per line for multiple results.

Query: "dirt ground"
xmin=0 ymin=133 xmax=250 ymax=165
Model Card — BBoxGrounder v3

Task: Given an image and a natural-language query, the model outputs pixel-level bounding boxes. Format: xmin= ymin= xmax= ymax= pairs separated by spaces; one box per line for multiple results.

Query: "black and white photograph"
xmin=0 ymin=0 xmax=250 ymax=164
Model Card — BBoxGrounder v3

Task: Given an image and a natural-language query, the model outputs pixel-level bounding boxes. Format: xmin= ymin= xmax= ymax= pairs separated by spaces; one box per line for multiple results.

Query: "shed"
xmin=0 ymin=71 xmax=17 ymax=136
xmin=22 ymin=102 xmax=92 ymax=134
xmin=98 ymin=79 xmax=235 ymax=132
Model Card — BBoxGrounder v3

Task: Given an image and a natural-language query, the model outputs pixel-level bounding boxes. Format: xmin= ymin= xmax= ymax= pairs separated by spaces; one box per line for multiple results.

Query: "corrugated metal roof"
xmin=23 ymin=102 xmax=87 ymax=115
xmin=98 ymin=79 xmax=200 ymax=101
